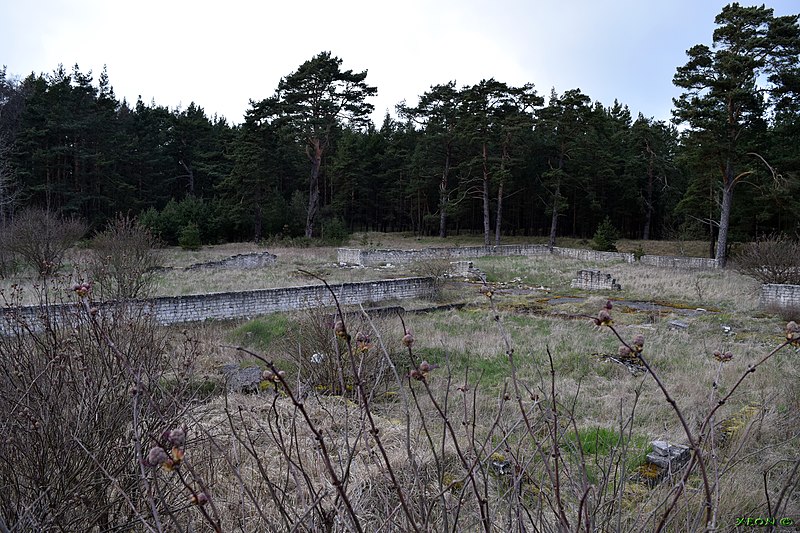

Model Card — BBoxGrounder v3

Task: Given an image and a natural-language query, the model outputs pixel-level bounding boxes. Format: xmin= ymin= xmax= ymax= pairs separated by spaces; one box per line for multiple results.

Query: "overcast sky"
xmin=2 ymin=0 xmax=798 ymax=125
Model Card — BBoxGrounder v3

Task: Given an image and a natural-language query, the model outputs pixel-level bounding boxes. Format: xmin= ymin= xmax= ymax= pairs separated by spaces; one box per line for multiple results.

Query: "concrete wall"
xmin=186 ymin=251 xmax=277 ymax=270
xmin=551 ymin=247 xmax=635 ymax=263
xmin=760 ymin=283 xmax=800 ymax=310
xmin=339 ymin=245 xmax=554 ymax=266
xmin=339 ymin=246 xmax=721 ymax=269
xmin=640 ymin=255 xmax=719 ymax=269
xmin=1 ymin=277 xmax=435 ymax=332
xmin=570 ymin=269 xmax=621 ymax=290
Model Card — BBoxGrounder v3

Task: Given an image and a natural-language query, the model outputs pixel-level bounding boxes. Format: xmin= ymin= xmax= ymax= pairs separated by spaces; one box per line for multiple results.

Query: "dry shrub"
xmin=733 ymin=234 xmax=800 ymax=285
xmin=191 ymin=392 xmax=455 ymax=531
xmin=279 ymin=308 xmax=404 ymax=400
xmin=3 ymin=207 xmax=86 ymax=277
xmin=0 ymin=276 xmax=211 ymax=531
xmin=91 ymin=213 xmax=161 ymax=300
xmin=410 ymin=258 xmax=452 ymax=299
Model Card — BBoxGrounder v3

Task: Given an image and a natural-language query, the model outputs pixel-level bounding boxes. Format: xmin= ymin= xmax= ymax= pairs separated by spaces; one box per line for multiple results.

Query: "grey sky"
xmin=2 ymin=0 xmax=798 ymax=124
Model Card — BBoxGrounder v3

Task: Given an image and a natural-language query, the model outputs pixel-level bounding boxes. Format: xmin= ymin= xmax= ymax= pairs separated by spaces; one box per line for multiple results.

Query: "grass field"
xmin=167 ymin=237 xmax=796 ymax=531
xmin=1 ymin=234 xmax=796 ymax=530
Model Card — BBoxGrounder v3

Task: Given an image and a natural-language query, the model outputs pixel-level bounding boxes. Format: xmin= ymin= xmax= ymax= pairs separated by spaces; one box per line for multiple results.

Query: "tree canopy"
xmin=0 ymin=6 xmax=798 ymax=252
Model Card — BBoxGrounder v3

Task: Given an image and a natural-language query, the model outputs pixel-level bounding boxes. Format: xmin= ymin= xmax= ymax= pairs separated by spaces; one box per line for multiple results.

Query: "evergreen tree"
xmin=253 ymin=52 xmax=376 ymax=238
xmin=398 ymin=82 xmax=464 ymax=238
xmin=673 ymin=3 xmax=800 ymax=266
xmin=537 ymin=88 xmax=592 ymax=245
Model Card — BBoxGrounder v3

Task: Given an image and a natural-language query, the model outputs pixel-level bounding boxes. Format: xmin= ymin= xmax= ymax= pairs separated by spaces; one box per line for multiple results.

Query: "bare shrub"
xmin=279 ymin=307 xmax=401 ymax=399
xmin=91 ymin=213 xmax=161 ymax=300
xmin=733 ymin=234 xmax=800 ymax=285
xmin=2 ymin=263 xmax=796 ymax=531
xmin=410 ymin=258 xmax=452 ymax=299
xmin=4 ymin=207 xmax=86 ymax=277
xmin=0 ymin=277 xmax=219 ymax=531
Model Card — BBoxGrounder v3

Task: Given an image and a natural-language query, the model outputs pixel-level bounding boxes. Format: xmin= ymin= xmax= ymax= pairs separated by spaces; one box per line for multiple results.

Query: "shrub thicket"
xmin=3 ymin=207 xmax=86 ymax=276
xmin=733 ymin=234 xmax=800 ymax=285
xmin=91 ymin=214 xmax=161 ymax=299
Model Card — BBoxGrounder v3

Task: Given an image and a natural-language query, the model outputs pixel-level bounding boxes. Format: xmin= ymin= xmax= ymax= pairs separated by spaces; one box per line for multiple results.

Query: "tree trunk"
xmin=179 ymin=160 xmax=195 ymax=195
xmin=548 ymin=180 xmax=560 ymax=248
xmin=305 ymin=139 xmax=323 ymax=238
xmin=253 ymin=201 xmax=263 ymax=243
xmin=438 ymin=145 xmax=451 ymax=238
xmin=482 ymin=143 xmax=491 ymax=245
xmin=716 ymin=181 xmax=734 ymax=268
xmin=495 ymin=141 xmax=509 ymax=246
xmin=642 ymin=141 xmax=655 ymax=240
xmin=494 ymin=181 xmax=503 ymax=246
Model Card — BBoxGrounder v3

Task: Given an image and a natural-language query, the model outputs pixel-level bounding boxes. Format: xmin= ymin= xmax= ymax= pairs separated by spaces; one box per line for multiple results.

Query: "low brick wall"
xmin=760 ymin=283 xmax=800 ymax=310
xmin=339 ymin=246 xmax=720 ymax=269
xmin=640 ymin=255 xmax=719 ymax=269
xmin=570 ymin=269 xmax=621 ymax=290
xmin=552 ymin=247 xmax=635 ymax=263
xmin=186 ymin=251 xmax=277 ymax=270
xmin=1 ymin=277 xmax=435 ymax=332
xmin=338 ymin=245 xmax=637 ymax=266
xmin=339 ymin=244 xmax=554 ymax=266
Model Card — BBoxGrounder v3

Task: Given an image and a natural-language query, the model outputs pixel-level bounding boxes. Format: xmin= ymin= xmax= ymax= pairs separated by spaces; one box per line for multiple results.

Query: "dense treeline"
xmin=0 ymin=4 xmax=798 ymax=258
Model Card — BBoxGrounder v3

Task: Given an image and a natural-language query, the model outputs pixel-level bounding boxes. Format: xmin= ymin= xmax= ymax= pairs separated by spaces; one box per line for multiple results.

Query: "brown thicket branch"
xmin=398 ymin=312 xmax=491 ymax=533
xmin=480 ymin=277 xmax=571 ymax=531
xmin=305 ymin=271 xmax=422 ymax=532
xmin=80 ymin=300 xmax=225 ymax=531
xmin=358 ymin=303 xmax=431 ymax=528
xmin=224 ymin=344 xmax=365 ymax=533
xmin=604 ymin=322 xmax=713 ymax=532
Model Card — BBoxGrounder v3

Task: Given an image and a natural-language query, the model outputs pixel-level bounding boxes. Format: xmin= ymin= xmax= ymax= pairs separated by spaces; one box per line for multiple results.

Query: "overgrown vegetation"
xmin=90 ymin=213 xmax=161 ymax=299
xmin=1 ymin=207 xmax=86 ymax=276
xmin=0 ymin=240 xmax=797 ymax=531
xmin=733 ymin=233 xmax=800 ymax=285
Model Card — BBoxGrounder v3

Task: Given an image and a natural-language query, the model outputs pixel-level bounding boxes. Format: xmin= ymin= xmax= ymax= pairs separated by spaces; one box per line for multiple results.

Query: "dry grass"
xmin=4 ymin=235 xmax=795 ymax=531
xmin=0 ymin=236 xmax=720 ymax=304
xmin=198 ymin=252 xmax=797 ymax=529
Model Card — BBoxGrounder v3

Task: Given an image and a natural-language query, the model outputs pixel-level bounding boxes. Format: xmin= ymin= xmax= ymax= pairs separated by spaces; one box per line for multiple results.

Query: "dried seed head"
xmin=72 ymin=281 xmax=93 ymax=298
xmin=261 ymin=370 xmax=284 ymax=383
xmin=191 ymin=492 xmax=209 ymax=506
xmin=618 ymin=345 xmax=632 ymax=358
xmin=409 ymin=369 xmax=424 ymax=381
xmin=632 ymin=334 xmax=645 ymax=351
xmin=333 ymin=320 xmax=348 ymax=339
xmin=713 ymin=350 xmax=733 ymax=362
xmin=171 ymin=447 xmax=185 ymax=463
xmin=595 ymin=309 xmax=613 ymax=327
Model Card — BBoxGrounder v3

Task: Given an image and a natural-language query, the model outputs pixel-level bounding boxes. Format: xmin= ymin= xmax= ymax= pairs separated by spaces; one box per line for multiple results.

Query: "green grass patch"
xmin=229 ymin=314 xmax=290 ymax=353
xmin=566 ymin=426 xmax=625 ymax=456
xmin=417 ymin=346 xmax=511 ymax=389
xmin=563 ymin=427 xmax=651 ymax=484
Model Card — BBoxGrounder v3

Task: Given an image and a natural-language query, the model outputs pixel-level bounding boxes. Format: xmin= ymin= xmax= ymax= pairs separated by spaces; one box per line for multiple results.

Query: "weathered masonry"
xmin=760 ymin=283 xmax=800 ymax=310
xmin=1 ymin=277 xmax=435 ymax=332
xmin=338 ymin=245 xmax=719 ymax=269
xmin=570 ymin=269 xmax=621 ymax=291
xmin=338 ymin=245 xmax=635 ymax=266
